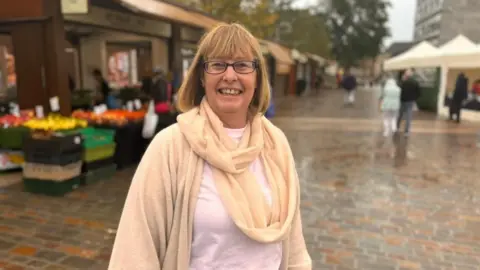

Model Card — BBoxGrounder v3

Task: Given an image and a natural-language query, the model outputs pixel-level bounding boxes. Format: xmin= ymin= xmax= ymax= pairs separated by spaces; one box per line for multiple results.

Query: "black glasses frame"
xmin=203 ymin=60 xmax=258 ymax=74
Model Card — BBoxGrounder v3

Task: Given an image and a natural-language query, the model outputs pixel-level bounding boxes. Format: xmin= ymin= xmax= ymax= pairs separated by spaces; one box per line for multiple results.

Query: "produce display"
xmin=23 ymin=114 xmax=88 ymax=131
xmin=0 ymin=111 xmax=35 ymax=127
xmin=72 ymin=109 xmax=146 ymax=126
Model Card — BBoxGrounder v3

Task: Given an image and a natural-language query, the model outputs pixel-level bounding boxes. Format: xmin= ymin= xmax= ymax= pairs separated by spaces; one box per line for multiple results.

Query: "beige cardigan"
xmin=108 ymin=123 xmax=311 ymax=269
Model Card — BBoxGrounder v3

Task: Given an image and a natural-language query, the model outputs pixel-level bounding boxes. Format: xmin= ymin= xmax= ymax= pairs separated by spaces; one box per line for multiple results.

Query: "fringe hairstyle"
xmin=176 ymin=23 xmax=271 ymax=115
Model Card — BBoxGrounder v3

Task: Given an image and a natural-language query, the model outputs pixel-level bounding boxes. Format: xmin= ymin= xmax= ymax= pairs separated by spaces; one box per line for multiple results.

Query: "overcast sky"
xmin=293 ymin=0 xmax=416 ymax=45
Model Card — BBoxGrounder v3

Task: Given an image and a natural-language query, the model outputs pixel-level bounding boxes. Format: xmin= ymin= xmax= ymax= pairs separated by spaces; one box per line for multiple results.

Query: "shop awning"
xmin=258 ymin=40 xmax=270 ymax=55
xmin=291 ymin=49 xmax=308 ymax=64
xmin=306 ymin=53 xmax=326 ymax=66
xmin=188 ymin=12 xmax=221 ymax=30
xmin=263 ymin=41 xmax=294 ymax=65
xmin=117 ymin=0 xmax=216 ymax=30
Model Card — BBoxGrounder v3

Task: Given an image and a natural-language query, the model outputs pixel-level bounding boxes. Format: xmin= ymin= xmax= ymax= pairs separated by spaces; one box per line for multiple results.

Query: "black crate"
xmin=82 ymin=157 xmax=115 ymax=172
xmin=23 ymin=132 xmax=84 ymax=156
xmin=81 ymin=163 xmax=117 ymax=186
xmin=24 ymin=149 xmax=83 ymax=165
xmin=23 ymin=176 xmax=82 ymax=197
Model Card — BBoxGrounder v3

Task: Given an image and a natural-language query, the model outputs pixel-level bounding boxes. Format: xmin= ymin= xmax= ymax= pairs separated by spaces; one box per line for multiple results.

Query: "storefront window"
xmin=296 ymin=64 xmax=305 ymax=79
xmin=107 ymin=51 xmax=131 ymax=88
xmin=5 ymin=49 xmax=15 ymax=88
xmin=0 ymin=35 xmax=16 ymax=101
xmin=181 ymin=46 xmax=195 ymax=79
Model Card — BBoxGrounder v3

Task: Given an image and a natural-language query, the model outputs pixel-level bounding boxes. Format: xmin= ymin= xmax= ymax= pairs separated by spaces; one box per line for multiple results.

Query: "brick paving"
xmin=1 ymin=87 xmax=480 ymax=269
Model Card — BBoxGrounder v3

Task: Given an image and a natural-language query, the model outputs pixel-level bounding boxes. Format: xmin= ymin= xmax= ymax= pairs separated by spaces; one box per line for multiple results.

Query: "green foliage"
xmin=326 ymin=0 xmax=390 ymax=67
xmin=275 ymin=8 xmax=330 ymax=58
xmin=186 ymin=0 xmax=279 ymax=39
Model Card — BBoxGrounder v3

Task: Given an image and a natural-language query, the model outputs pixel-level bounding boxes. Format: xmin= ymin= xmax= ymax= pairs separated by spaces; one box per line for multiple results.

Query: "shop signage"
xmin=181 ymin=48 xmax=195 ymax=57
xmin=61 ymin=0 xmax=89 ymax=14
xmin=63 ymin=6 xmax=171 ymax=38
xmin=181 ymin=27 xmax=204 ymax=42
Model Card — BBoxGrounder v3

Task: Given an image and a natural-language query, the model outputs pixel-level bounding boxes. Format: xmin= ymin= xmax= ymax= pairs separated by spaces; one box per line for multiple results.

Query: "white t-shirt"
xmin=189 ymin=127 xmax=283 ymax=270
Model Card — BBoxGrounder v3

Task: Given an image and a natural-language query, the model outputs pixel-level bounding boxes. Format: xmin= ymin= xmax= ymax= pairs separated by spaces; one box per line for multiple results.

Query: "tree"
xmin=275 ymin=8 xmax=330 ymax=58
xmin=173 ymin=0 xmax=279 ymax=39
xmin=326 ymin=0 xmax=390 ymax=68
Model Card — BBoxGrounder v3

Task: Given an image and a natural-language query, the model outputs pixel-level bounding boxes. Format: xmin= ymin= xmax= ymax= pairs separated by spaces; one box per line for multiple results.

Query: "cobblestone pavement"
xmin=1 ymin=88 xmax=480 ymax=269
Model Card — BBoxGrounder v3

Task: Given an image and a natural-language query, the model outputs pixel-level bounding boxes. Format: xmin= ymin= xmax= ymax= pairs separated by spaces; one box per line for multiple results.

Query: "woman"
xmin=379 ymin=73 xmax=401 ymax=137
xmin=109 ymin=23 xmax=311 ymax=269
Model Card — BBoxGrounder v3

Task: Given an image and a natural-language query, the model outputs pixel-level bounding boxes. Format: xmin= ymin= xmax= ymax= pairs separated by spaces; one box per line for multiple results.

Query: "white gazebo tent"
xmin=434 ymin=37 xmax=480 ymax=121
xmin=420 ymin=35 xmax=478 ymax=67
xmin=383 ymin=36 xmax=480 ymax=121
xmin=383 ymin=41 xmax=438 ymax=70
xmin=417 ymin=35 xmax=480 ymax=118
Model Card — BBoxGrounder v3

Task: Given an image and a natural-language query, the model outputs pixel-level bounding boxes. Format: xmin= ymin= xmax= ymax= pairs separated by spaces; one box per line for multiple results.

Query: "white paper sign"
xmin=134 ymin=99 xmax=142 ymax=110
xmin=99 ymin=104 xmax=108 ymax=113
xmin=35 ymin=105 xmax=44 ymax=118
xmin=126 ymin=101 xmax=134 ymax=112
xmin=93 ymin=106 xmax=102 ymax=115
xmin=49 ymin=96 xmax=60 ymax=112
xmin=9 ymin=102 xmax=20 ymax=117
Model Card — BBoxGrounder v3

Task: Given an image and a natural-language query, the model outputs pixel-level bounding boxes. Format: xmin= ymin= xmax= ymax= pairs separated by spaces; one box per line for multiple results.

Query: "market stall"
xmin=383 ymin=41 xmax=438 ymax=70
xmin=72 ymin=108 xmax=148 ymax=169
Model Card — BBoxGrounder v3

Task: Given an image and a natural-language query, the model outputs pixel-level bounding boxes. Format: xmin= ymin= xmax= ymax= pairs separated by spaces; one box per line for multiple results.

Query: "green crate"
xmin=81 ymin=163 xmax=117 ymax=185
xmin=23 ymin=175 xmax=81 ymax=196
xmin=0 ymin=126 xmax=29 ymax=149
xmin=77 ymin=127 xmax=115 ymax=149
xmin=84 ymin=143 xmax=116 ymax=163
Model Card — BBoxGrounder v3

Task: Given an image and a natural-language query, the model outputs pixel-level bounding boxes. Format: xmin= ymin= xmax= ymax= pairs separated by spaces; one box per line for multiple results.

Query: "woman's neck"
xmin=217 ymin=113 xmax=247 ymax=129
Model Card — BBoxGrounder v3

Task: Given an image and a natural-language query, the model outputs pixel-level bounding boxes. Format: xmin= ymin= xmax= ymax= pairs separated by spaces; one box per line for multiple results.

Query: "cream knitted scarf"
xmin=177 ymin=99 xmax=299 ymax=243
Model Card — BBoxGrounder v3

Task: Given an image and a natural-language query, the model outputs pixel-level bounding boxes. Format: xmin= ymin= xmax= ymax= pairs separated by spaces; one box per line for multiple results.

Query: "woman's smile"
xmin=217 ymin=88 xmax=244 ymax=96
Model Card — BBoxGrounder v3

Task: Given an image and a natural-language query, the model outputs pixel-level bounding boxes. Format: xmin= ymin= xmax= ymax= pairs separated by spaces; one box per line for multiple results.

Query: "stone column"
xmin=168 ymin=24 xmax=183 ymax=91
xmin=6 ymin=0 xmax=70 ymax=115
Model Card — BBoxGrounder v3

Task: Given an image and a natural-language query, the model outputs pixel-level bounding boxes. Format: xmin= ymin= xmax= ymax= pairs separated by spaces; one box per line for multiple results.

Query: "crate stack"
xmin=22 ymin=132 xmax=84 ymax=196
xmin=78 ymin=127 xmax=117 ymax=185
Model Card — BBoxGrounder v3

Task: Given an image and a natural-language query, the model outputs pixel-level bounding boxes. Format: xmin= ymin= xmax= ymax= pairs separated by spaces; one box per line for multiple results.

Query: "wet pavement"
xmin=1 ymin=87 xmax=480 ymax=269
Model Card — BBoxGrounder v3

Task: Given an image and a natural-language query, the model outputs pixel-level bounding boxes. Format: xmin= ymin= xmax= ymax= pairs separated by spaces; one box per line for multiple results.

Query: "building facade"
xmin=414 ymin=0 xmax=480 ymax=45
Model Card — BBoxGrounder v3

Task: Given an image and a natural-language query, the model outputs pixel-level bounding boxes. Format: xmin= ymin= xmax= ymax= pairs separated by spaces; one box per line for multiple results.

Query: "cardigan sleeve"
xmin=287 ymin=208 xmax=312 ymax=269
xmin=108 ymin=127 xmax=177 ymax=270
xmin=278 ymin=129 xmax=312 ymax=269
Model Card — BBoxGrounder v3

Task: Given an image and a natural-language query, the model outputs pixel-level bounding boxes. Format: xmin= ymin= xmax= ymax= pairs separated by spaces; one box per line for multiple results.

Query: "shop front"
xmin=63 ymin=1 xmax=171 ymax=91
xmin=180 ymin=26 xmax=204 ymax=79
xmin=262 ymin=41 xmax=294 ymax=96
xmin=306 ymin=53 xmax=326 ymax=90
xmin=0 ymin=0 xmax=74 ymax=115
xmin=291 ymin=49 xmax=308 ymax=96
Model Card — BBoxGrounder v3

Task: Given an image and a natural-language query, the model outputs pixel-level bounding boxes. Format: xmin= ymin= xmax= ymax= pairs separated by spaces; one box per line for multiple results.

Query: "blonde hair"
xmin=176 ymin=23 xmax=271 ymax=115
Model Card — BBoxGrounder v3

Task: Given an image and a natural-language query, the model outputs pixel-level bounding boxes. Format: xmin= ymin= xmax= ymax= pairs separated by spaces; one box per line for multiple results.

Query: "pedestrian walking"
xmin=379 ymin=73 xmax=401 ymax=137
xmin=397 ymin=69 xmax=421 ymax=136
xmin=109 ymin=23 xmax=311 ymax=270
xmin=449 ymin=72 xmax=468 ymax=123
xmin=341 ymin=69 xmax=357 ymax=105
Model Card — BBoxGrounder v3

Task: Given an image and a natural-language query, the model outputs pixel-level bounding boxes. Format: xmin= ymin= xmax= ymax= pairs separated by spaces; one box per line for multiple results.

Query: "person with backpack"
xmin=341 ymin=68 xmax=357 ymax=105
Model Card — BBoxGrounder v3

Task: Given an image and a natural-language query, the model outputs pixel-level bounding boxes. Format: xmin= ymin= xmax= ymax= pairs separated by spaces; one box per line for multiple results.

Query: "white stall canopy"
xmin=384 ymin=41 xmax=438 ymax=70
xmin=420 ymin=35 xmax=478 ymax=67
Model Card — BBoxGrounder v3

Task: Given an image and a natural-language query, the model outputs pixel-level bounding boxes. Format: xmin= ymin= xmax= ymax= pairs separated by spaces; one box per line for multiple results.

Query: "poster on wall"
xmin=107 ymin=51 xmax=130 ymax=88
xmin=3 ymin=47 xmax=16 ymax=87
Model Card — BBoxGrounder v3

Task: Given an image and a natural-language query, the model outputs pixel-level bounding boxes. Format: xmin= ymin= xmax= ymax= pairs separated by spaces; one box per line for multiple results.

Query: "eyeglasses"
xmin=203 ymin=61 xmax=258 ymax=74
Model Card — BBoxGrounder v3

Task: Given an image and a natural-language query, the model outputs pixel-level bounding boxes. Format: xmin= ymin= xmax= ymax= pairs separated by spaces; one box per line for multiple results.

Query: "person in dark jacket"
xmin=341 ymin=69 xmax=357 ymax=105
xmin=92 ymin=69 xmax=112 ymax=107
xmin=397 ymin=69 xmax=421 ymax=136
xmin=150 ymin=67 xmax=169 ymax=103
xmin=449 ymin=72 xmax=469 ymax=123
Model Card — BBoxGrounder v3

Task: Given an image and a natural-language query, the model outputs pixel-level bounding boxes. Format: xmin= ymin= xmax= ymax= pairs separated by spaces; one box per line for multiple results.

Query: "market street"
xmin=1 ymin=87 xmax=480 ymax=269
